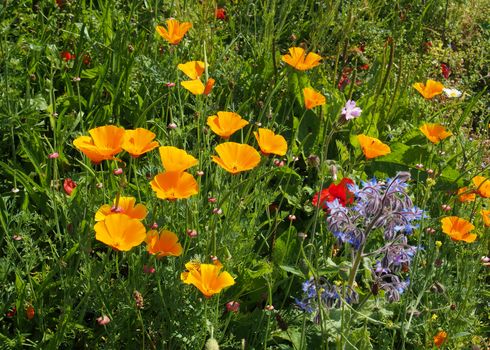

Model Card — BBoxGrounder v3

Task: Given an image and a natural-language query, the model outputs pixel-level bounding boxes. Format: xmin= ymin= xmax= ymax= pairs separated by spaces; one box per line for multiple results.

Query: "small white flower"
xmin=443 ymin=88 xmax=462 ymax=98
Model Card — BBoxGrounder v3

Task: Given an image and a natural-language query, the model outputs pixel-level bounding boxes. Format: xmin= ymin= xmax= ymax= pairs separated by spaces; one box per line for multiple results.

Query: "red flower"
xmin=6 ymin=306 xmax=16 ymax=318
xmin=441 ymin=63 xmax=451 ymax=79
xmin=61 ymin=51 xmax=75 ymax=61
xmin=359 ymin=64 xmax=369 ymax=70
xmin=312 ymin=178 xmax=354 ymax=210
xmin=215 ymin=8 xmax=226 ymax=20
xmin=63 ymin=178 xmax=77 ymax=196
xmin=26 ymin=305 xmax=35 ymax=320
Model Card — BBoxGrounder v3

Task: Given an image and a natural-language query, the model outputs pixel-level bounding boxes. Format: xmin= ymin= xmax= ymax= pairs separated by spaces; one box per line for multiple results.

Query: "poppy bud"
xmin=113 ymin=168 xmax=123 ymax=176
xmin=264 ymin=304 xmax=274 ymax=311
xmin=288 ymin=214 xmax=296 ymax=221
xmin=225 ymin=301 xmax=240 ymax=313
xmin=167 ymin=122 xmax=177 ymax=129
xmin=186 ymin=229 xmax=198 ymax=238
xmin=63 ymin=178 xmax=77 ymax=196
xmin=96 ymin=315 xmax=111 ymax=325
xmin=49 ymin=152 xmax=59 ymax=159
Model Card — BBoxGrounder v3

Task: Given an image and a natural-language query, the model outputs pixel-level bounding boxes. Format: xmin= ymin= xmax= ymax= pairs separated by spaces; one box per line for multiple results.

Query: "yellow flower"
xmin=456 ymin=187 xmax=475 ymax=203
xmin=281 ymin=47 xmax=322 ymax=71
xmin=158 ymin=146 xmax=198 ymax=172
xmin=177 ymin=61 xmax=205 ymax=80
xmin=481 ymin=209 xmax=490 ymax=227
xmin=178 ymin=60 xmax=215 ymax=95
xmin=207 ymin=112 xmax=249 ymax=139
xmin=356 ymin=134 xmax=391 ymax=159
xmin=472 ymin=176 xmax=490 ymax=198
xmin=94 ymin=213 xmax=146 ymax=251
xmin=73 ymin=125 xmax=125 ymax=163
xmin=181 ymin=261 xmax=235 ymax=297
xmin=150 ymin=171 xmax=199 ymax=200
xmin=156 ymin=19 xmax=192 ymax=45
xmin=413 ymin=79 xmax=444 ymax=99
xmin=95 ymin=197 xmax=148 ymax=221
xmin=122 ymin=128 xmax=159 ymax=157
xmin=435 ymin=240 xmax=442 ymax=248
xmin=212 ymin=142 xmax=261 ymax=174
xmin=441 ymin=216 xmax=477 ymax=243
xmin=303 ymin=87 xmax=326 ymax=110
xmin=419 ymin=123 xmax=452 ymax=144
xmin=145 ymin=230 xmax=183 ymax=257
xmin=253 ymin=128 xmax=288 ymax=156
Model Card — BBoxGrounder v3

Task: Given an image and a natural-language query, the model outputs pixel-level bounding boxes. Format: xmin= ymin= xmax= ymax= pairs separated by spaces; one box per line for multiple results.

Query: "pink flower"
xmin=49 ymin=152 xmax=59 ymax=159
xmin=226 ymin=301 xmax=240 ymax=312
xmin=143 ymin=265 xmax=156 ymax=274
xmin=63 ymin=178 xmax=77 ymax=196
xmin=96 ymin=315 xmax=111 ymax=325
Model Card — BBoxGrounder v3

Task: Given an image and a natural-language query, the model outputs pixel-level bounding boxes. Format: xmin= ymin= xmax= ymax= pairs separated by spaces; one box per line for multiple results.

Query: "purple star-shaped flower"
xmin=341 ymin=100 xmax=362 ymax=120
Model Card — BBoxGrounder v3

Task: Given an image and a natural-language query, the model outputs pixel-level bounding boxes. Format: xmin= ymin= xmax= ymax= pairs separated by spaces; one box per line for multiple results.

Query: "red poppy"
xmin=215 ymin=8 xmax=226 ymax=20
xmin=63 ymin=178 xmax=77 ymax=196
xmin=441 ymin=63 xmax=450 ymax=79
xmin=312 ymin=178 xmax=354 ymax=210
xmin=61 ymin=51 xmax=75 ymax=61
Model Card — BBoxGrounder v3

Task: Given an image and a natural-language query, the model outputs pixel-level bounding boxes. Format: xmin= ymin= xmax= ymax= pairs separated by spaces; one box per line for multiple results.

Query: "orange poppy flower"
xmin=212 ymin=142 xmax=261 ymax=174
xmin=413 ymin=79 xmax=444 ymax=99
xmin=94 ymin=213 xmax=146 ymax=251
xmin=158 ymin=146 xmax=198 ymax=172
xmin=122 ymin=128 xmax=159 ymax=157
xmin=303 ymin=87 xmax=326 ymax=109
xmin=181 ymin=261 xmax=235 ymax=297
xmin=441 ymin=216 xmax=477 ymax=243
xmin=472 ymin=176 xmax=490 ymax=198
xmin=281 ymin=47 xmax=322 ymax=71
xmin=178 ymin=60 xmax=215 ymax=95
xmin=481 ymin=209 xmax=490 ymax=227
xmin=456 ymin=187 xmax=475 ymax=203
xmin=73 ymin=125 xmax=125 ymax=163
xmin=150 ymin=171 xmax=199 ymax=200
xmin=207 ymin=112 xmax=249 ymax=139
xmin=433 ymin=330 xmax=447 ymax=348
xmin=357 ymin=134 xmax=391 ymax=159
xmin=146 ymin=230 xmax=183 ymax=257
xmin=178 ymin=61 xmax=206 ymax=80
xmin=95 ymin=197 xmax=148 ymax=222
xmin=253 ymin=128 xmax=288 ymax=156
xmin=419 ymin=123 xmax=452 ymax=144
xmin=156 ymin=19 xmax=192 ymax=45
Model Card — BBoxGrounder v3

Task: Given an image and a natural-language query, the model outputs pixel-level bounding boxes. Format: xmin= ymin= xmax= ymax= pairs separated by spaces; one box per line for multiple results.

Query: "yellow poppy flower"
xmin=357 ymin=134 xmax=391 ymax=159
xmin=441 ymin=216 xmax=477 ymax=243
xmin=303 ymin=87 xmax=326 ymax=109
xmin=177 ymin=61 xmax=206 ymax=80
xmin=253 ymin=128 xmax=288 ymax=156
xmin=212 ymin=142 xmax=261 ymax=174
xmin=94 ymin=213 xmax=146 ymax=251
xmin=156 ymin=19 xmax=192 ymax=45
xmin=181 ymin=261 xmax=235 ymax=297
xmin=281 ymin=47 xmax=322 ymax=71
xmin=95 ymin=197 xmax=148 ymax=222
xmin=207 ymin=112 xmax=249 ymax=139
xmin=472 ymin=176 xmax=490 ymax=198
xmin=419 ymin=123 xmax=452 ymax=144
xmin=158 ymin=146 xmax=198 ymax=172
xmin=481 ymin=209 xmax=490 ymax=227
xmin=122 ymin=128 xmax=159 ymax=157
xmin=73 ymin=125 xmax=125 ymax=163
xmin=456 ymin=187 xmax=475 ymax=203
xmin=413 ymin=79 xmax=444 ymax=99
xmin=178 ymin=61 xmax=215 ymax=95
xmin=150 ymin=171 xmax=199 ymax=200
xmin=146 ymin=230 xmax=183 ymax=257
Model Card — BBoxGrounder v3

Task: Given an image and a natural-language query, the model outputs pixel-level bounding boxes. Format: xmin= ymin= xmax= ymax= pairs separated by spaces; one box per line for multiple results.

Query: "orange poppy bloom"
xmin=357 ymin=134 xmax=391 ymax=159
xmin=158 ymin=146 xmax=198 ymax=172
xmin=441 ymin=216 xmax=477 ymax=243
xmin=472 ymin=176 xmax=490 ymax=198
xmin=73 ymin=125 xmax=125 ymax=163
xmin=253 ymin=128 xmax=288 ymax=156
xmin=94 ymin=213 xmax=147 ymax=251
xmin=303 ymin=87 xmax=326 ymax=109
xmin=181 ymin=261 xmax=235 ymax=297
xmin=146 ymin=230 xmax=183 ymax=257
xmin=150 ymin=171 xmax=199 ymax=200
xmin=178 ymin=61 xmax=206 ymax=80
xmin=456 ymin=187 xmax=475 ymax=203
xmin=419 ymin=123 xmax=452 ymax=144
xmin=413 ymin=79 xmax=444 ymax=99
xmin=122 ymin=128 xmax=159 ymax=157
xmin=433 ymin=331 xmax=447 ymax=348
xmin=156 ymin=19 xmax=192 ymax=45
xmin=481 ymin=209 xmax=490 ymax=227
xmin=212 ymin=142 xmax=261 ymax=174
xmin=95 ymin=197 xmax=148 ymax=221
xmin=281 ymin=47 xmax=322 ymax=71
xmin=207 ymin=111 xmax=249 ymax=139
xmin=178 ymin=60 xmax=215 ymax=95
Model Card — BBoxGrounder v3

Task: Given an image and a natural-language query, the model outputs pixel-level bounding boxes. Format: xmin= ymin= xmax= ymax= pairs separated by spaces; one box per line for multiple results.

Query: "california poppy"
xmin=156 ymin=19 xmax=192 ymax=45
xmin=456 ymin=187 xmax=475 ymax=203
xmin=178 ymin=61 xmax=206 ymax=80
xmin=357 ymin=134 xmax=391 ymax=159
xmin=413 ymin=79 xmax=444 ymax=99
xmin=146 ymin=230 xmax=183 ymax=257
xmin=212 ymin=142 xmax=261 ymax=174
xmin=73 ymin=125 xmax=125 ymax=163
xmin=94 ymin=213 xmax=147 ymax=251
xmin=433 ymin=330 xmax=447 ymax=348
xmin=281 ymin=47 xmax=322 ymax=71
xmin=122 ymin=128 xmax=159 ymax=157
xmin=150 ymin=171 xmax=199 ymax=200
xmin=95 ymin=197 xmax=148 ymax=221
xmin=481 ymin=209 xmax=490 ymax=227
xmin=178 ymin=60 xmax=214 ymax=95
xmin=207 ymin=112 xmax=249 ymax=139
xmin=441 ymin=216 xmax=477 ymax=242
xmin=253 ymin=128 xmax=288 ymax=156
xmin=303 ymin=87 xmax=326 ymax=110
xmin=181 ymin=261 xmax=235 ymax=297
xmin=312 ymin=178 xmax=354 ymax=210
xmin=158 ymin=146 xmax=198 ymax=172
xmin=419 ymin=123 xmax=452 ymax=144
xmin=472 ymin=176 xmax=490 ymax=198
